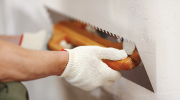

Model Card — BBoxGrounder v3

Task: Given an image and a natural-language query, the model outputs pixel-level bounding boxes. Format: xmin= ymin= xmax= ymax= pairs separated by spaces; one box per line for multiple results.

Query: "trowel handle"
xmin=102 ymin=58 xmax=135 ymax=70
xmin=102 ymin=48 xmax=141 ymax=70
xmin=49 ymin=21 xmax=141 ymax=70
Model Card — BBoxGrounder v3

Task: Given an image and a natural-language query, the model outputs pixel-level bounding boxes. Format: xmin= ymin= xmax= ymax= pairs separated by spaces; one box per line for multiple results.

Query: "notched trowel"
xmin=102 ymin=39 xmax=153 ymax=92
xmin=121 ymin=40 xmax=154 ymax=92
xmin=46 ymin=7 xmax=154 ymax=92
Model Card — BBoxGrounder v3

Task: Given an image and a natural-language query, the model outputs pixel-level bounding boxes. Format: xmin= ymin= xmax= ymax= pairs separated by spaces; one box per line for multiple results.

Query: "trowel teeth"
xmin=46 ymin=6 xmax=135 ymax=45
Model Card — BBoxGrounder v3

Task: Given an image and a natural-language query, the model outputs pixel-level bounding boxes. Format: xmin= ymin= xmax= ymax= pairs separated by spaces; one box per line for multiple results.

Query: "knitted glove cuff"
xmin=60 ymin=49 xmax=83 ymax=79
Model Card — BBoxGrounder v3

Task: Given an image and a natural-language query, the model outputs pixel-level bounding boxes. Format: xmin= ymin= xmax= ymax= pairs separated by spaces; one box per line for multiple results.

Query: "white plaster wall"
xmin=45 ymin=0 xmax=180 ymax=99
xmin=0 ymin=0 xmax=4 ymax=34
xmin=0 ymin=0 xmax=52 ymax=35
xmin=1 ymin=0 xmax=179 ymax=99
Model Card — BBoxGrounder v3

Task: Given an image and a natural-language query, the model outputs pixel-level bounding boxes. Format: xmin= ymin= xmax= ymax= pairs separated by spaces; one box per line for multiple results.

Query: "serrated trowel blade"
xmin=121 ymin=62 xmax=154 ymax=92
xmin=46 ymin=7 xmax=154 ymax=92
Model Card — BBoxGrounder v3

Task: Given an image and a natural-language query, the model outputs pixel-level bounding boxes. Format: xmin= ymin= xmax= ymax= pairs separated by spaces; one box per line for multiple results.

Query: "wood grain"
xmin=48 ymin=21 xmax=141 ymax=70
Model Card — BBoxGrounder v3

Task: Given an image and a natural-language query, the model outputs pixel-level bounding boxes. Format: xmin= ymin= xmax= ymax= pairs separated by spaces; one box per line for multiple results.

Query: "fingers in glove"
xmin=97 ymin=47 xmax=128 ymax=60
xmin=101 ymin=62 xmax=121 ymax=82
xmin=104 ymin=80 xmax=115 ymax=86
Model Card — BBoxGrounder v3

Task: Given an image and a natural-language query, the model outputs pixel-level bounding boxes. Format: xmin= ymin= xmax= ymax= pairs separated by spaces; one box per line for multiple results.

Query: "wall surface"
xmin=1 ymin=0 xmax=180 ymax=99
xmin=0 ymin=0 xmax=4 ymax=34
xmin=0 ymin=0 xmax=52 ymax=35
xmin=45 ymin=0 xmax=180 ymax=99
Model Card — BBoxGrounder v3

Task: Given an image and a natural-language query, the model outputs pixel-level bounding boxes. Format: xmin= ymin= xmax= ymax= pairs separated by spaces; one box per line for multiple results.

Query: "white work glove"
xmin=60 ymin=46 xmax=127 ymax=91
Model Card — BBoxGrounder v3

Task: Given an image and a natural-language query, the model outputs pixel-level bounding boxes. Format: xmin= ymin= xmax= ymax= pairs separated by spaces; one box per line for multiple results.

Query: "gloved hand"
xmin=60 ymin=46 xmax=127 ymax=91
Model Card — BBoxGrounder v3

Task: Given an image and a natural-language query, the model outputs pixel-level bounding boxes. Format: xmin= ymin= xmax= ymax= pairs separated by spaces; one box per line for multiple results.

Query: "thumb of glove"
xmin=97 ymin=47 xmax=127 ymax=60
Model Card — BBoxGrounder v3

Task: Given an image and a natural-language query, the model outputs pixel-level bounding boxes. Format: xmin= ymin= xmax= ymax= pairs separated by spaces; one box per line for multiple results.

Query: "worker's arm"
xmin=0 ymin=35 xmax=21 ymax=45
xmin=0 ymin=39 xmax=69 ymax=82
xmin=0 ymin=30 xmax=128 ymax=91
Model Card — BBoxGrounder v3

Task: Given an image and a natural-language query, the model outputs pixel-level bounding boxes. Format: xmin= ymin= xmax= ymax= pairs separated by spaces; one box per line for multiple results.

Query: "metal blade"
xmin=121 ymin=62 xmax=154 ymax=92
xmin=46 ymin=7 xmax=154 ymax=92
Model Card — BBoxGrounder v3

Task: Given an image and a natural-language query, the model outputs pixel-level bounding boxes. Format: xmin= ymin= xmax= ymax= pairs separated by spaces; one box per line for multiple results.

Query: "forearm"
xmin=0 ymin=40 xmax=68 ymax=82
xmin=0 ymin=35 xmax=21 ymax=45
